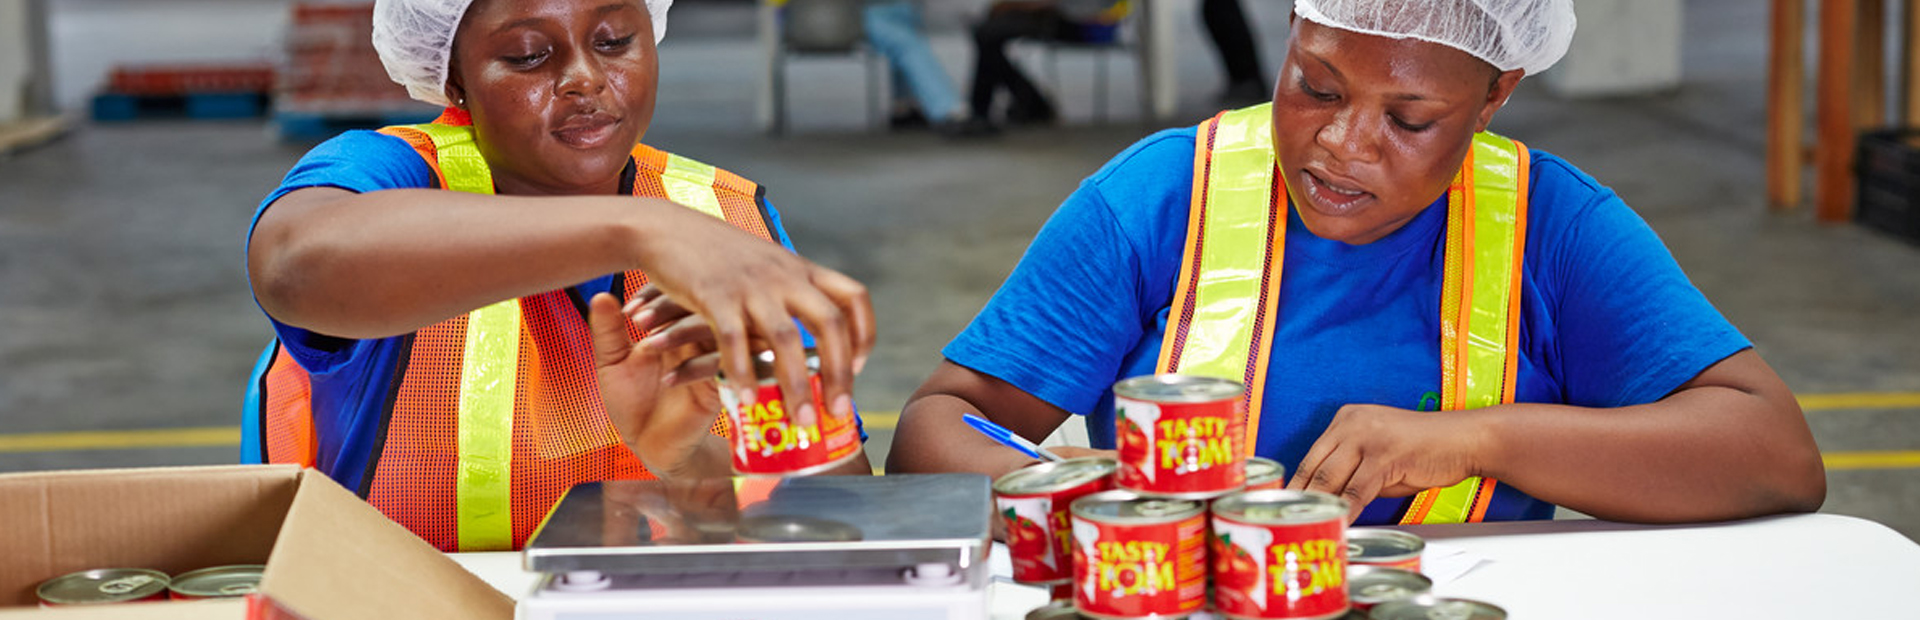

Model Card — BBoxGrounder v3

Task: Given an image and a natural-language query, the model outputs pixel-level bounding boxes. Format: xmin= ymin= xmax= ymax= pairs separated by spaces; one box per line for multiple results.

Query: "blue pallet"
xmin=92 ymin=92 xmax=269 ymax=122
xmin=274 ymin=109 xmax=441 ymax=142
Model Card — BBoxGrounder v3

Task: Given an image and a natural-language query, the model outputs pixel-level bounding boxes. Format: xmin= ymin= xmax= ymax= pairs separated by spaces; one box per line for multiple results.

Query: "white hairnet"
xmin=373 ymin=0 xmax=674 ymax=107
xmin=1293 ymin=0 xmax=1576 ymax=76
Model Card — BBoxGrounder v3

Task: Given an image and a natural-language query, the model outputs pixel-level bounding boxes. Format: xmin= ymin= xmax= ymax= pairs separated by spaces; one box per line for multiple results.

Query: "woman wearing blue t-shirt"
xmin=891 ymin=0 xmax=1825 ymax=525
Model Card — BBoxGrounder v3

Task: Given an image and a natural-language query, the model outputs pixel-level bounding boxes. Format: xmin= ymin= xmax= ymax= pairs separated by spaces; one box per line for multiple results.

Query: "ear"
xmin=443 ymin=55 xmax=469 ymax=108
xmin=1473 ymin=69 xmax=1525 ymax=133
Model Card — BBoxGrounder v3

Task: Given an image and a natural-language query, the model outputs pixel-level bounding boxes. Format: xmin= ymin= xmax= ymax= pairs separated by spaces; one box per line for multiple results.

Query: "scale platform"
xmin=521 ymin=474 xmax=993 ymax=620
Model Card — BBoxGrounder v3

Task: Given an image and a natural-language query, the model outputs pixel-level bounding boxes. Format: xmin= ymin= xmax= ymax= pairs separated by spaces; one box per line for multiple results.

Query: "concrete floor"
xmin=2 ymin=0 xmax=1917 ymax=542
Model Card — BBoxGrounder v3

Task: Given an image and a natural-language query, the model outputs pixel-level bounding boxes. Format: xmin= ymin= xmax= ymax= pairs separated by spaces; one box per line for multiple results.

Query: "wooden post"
xmin=1768 ymin=0 xmax=1806 ymax=210
xmin=1815 ymin=0 xmax=1860 ymax=223
xmin=1907 ymin=0 xmax=1920 ymax=126
xmin=1856 ymin=0 xmax=1886 ymax=128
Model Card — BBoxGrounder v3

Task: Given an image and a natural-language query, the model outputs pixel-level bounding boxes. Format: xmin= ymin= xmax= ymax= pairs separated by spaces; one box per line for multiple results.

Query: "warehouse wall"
xmin=47 ymin=0 xmax=292 ymax=112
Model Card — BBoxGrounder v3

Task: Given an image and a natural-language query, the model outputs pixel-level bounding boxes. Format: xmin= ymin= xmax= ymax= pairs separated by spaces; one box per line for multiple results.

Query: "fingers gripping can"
xmin=994 ymin=457 xmax=1119 ymax=585
xmin=1209 ymin=490 xmax=1351 ymax=620
xmin=716 ymin=349 xmax=862 ymax=476
xmin=1113 ymin=375 xmax=1247 ymax=498
xmin=1070 ymin=491 xmax=1208 ymax=619
xmin=1346 ymin=529 xmax=1425 ymax=572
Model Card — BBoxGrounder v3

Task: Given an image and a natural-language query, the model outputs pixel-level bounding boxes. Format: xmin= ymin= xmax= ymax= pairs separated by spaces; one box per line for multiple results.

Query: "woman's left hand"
xmin=589 ymin=292 xmax=730 ymax=479
xmin=1285 ymin=403 xmax=1491 ymax=522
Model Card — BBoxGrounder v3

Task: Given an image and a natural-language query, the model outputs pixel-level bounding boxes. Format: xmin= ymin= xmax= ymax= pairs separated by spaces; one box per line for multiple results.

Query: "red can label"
xmin=1070 ymin=512 xmax=1207 ymax=617
xmin=999 ymin=484 xmax=1112 ymax=583
xmin=1211 ymin=515 xmax=1349 ymax=619
xmin=1354 ymin=555 xmax=1421 ymax=573
xmin=1116 ymin=398 xmax=1245 ymax=497
xmin=720 ymin=375 xmax=861 ymax=476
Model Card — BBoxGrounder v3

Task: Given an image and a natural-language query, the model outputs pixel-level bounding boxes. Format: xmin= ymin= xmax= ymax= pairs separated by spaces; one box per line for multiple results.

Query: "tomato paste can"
xmin=1026 ymin=599 xmax=1087 ymax=620
xmin=1368 ymin=598 xmax=1507 ymax=620
xmin=168 ymin=565 xmax=265 ymax=600
xmin=37 ymin=568 xmax=171 ymax=606
xmin=1069 ymin=491 xmax=1208 ymax=619
xmin=1208 ymin=490 xmax=1350 ymax=620
xmin=1244 ymin=457 xmax=1286 ymax=491
xmin=1049 ymin=580 xmax=1075 ymax=601
xmin=1346 ymin=566 xmax=1431 ymax=611
xmin=1113 ymin=375 xmax=1246 ymax=498
xmin=1346 ymin=528 xmax=1424 ymax=572
xmin=993 ymin=457 xmax=1119 ymax=584
xmin=716 ymin=349 xmax=863 ymax=476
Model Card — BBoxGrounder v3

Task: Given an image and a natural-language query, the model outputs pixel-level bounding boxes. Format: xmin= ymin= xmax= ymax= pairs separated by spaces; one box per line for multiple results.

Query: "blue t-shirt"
xmin=243 ymin=130 xmax=833 ymax=493
xmin=944 ymin=126 xmax=1750 ymax=523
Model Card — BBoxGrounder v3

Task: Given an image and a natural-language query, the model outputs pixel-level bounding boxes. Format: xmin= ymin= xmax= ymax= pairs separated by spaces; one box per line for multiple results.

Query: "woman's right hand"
xmin=626 ymin=203 xmax=875 ymax=428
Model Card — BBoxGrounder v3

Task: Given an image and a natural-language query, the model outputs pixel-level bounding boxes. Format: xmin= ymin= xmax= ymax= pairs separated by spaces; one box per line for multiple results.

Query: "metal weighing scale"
xmin=521 ymin=474 xmax=993 ymax=620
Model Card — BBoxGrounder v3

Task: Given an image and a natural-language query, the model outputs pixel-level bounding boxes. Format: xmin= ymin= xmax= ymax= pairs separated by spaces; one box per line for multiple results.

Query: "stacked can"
xmin=1369 ymin=598 xmax=1508 ymax=620
xmin=1209 ymin=490 xmax=1351 ymax=619
xmin=1243 ymin=457 xmax=1286 ymax=492
xmin=1069 ymin=491 xmax=1210 ymax=619
xmin=1345 ymin=566 xmax=1431 ymax=612
xmin=994 ymin=457 xmax=1120 ymax=593
xmin=1113 ymin=375 xmax=1248 ymax=500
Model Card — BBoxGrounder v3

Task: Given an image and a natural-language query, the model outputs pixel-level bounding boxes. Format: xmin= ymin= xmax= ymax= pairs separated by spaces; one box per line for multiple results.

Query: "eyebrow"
xmin=492 ymin=3 xmax=640 ymax=35
xmin=1301 ymin=49 xmax=1446 ymax=103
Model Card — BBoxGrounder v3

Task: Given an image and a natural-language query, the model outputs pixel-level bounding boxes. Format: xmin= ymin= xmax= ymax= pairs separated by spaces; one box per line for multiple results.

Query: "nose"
xmin=557 ymin=50 xmax=607 ymax=99
xmin=1314 ymin=107 xmax=1381 ymax=165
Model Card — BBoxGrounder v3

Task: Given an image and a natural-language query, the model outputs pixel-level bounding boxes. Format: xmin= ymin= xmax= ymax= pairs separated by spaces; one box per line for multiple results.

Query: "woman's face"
xmin=1271 ymin=19 xmax=1522 ymax=245
xmin=448 ymin=0 xmax=658 ymax=196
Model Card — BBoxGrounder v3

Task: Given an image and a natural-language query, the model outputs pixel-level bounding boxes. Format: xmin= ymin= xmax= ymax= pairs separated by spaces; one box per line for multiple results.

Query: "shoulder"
xmin=1078 ymin=126 xmax=1198 ymax=223
xmin=631 ymin=143 xmax=761 ymax=199
xmin=277 ymin=129 xmax=437 ymax=194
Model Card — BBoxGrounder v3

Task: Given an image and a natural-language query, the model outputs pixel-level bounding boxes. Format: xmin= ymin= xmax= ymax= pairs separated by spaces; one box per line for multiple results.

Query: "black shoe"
xmin=1005 ymin=102 xmax=1057 ymax=126
xmin=889 ymin=107 xmax=931 ymax=131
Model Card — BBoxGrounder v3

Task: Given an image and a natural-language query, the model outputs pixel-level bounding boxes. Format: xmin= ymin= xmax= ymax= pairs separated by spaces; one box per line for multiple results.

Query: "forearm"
xmin=888 ymin=393 xmax=1043 ymax=479
xmin=251 ymin=188 xmax=681 ymax=338
xmin=1477 ymin=384 xmax=1825 ymax=522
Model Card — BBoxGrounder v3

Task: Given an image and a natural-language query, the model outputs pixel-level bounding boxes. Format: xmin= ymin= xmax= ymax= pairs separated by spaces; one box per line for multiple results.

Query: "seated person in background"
xmin=863 ymin=0 xmax=975 ymax=134
xmin=966 ymin=0 xmax=1129 ymax=131
xmin=1202 ymin=0 xmax=1267 ymax=106
xmin=891 ymin=0 xmax=1825 ymax=525
xmin=243 ymin=0 xmax=874 ymax=552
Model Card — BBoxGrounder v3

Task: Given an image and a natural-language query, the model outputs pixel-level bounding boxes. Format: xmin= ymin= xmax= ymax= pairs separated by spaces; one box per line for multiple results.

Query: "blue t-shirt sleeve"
xmin=943 ymin=129 xmax=1195 ymax=415
xmin=247 ymin=130 xmax=436 ymax=373
xmin=1530 ymin=154 xmax=1750 ymax=407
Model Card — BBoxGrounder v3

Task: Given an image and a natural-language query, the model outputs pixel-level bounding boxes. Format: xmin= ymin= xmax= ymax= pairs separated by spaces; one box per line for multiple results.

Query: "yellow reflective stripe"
xmin=1171 ymin=103 xmax=1276 ymax=386
xmin=405 ymin=122 xmax=516 ymax=550
xmin=405 ymin=123 xmax=493 ymax=194
xmin=1405 ymin=133 xmax=1526 ymax=526
xmin=456 ymin=300 xmax=520 ymax=551
xmin=661 ymin=154 xmax=727 ymax=220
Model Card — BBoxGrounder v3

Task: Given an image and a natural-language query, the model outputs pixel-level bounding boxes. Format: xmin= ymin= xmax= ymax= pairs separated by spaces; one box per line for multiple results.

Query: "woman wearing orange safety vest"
xmin=242 ymin=0 xmax=874 ymax=552
xmin=891 ymin=0 xmax=1826 ymax=526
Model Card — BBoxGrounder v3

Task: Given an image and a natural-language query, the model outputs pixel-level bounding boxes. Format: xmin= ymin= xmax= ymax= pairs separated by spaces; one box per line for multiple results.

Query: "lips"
xmin=552 ymin=111 xmax=621 ymax=149
xmin=1298 ymin=167 xmax=1374 ymax=215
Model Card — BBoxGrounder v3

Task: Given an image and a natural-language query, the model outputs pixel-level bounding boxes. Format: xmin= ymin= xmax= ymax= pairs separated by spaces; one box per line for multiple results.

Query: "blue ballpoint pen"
xmin=962 ymin=413 xmax=1065 ymax=462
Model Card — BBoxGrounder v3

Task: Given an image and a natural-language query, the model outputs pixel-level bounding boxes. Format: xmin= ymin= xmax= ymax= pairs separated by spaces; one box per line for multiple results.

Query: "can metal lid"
xmin=993 ymin=457 xmax=1117 ymax=496
xmin=1111 ymin=374 xmax=1245 ymax=403
xmin=1348 ymin=528 xmax=1426 ymax=561
xmin=1024 ymin=599 xmax=1085 ymax=620
xmin=1347 ymin=565 xmax=1432 ymax=605
xmin=734 ymin=515 xmax=863 ymax=543
xmin=1370 ymin=597 xmax=1508 ymax=620
xmin=169 ymin=565 xmax=265 ymax=598
xmin=1244 ymin=456 xmax=1286 ymax=485
xmin=717 ymin=348 xmax=821 ymax=382
xmin=1069 ymin=490 xmax=1204 ymax=523
xmin=1210 ymin=489 xmax=1348 ymax=523
xmin=37 ymin=568 xmax=171 ymax=605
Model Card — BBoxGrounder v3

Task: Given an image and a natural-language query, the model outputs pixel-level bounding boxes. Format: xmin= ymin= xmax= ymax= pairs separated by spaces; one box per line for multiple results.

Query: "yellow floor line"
xmin=1800 ymin=392 xmax=1920 ymax=411
xmin=0 ymin=427 xmax=240 ymax=453
xmin=1822 ymin=451 xmax=1920 ymax=471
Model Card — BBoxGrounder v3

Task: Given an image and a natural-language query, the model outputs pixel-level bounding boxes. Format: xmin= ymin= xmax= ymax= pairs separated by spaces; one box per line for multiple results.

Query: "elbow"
xmin=1774 ymin=444 xmax=1828 ymax=514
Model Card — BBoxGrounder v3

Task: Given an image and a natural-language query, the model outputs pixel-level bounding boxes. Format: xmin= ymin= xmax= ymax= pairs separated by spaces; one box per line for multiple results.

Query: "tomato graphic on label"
xmin=1005 ymin=509 xmax=1050 ymax=560
xmin=1210 ymin=532 xmax=1261 ymax=610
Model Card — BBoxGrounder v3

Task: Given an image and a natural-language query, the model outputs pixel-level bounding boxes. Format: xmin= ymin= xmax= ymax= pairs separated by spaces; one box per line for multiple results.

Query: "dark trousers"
xmin=1202 ymin=0 xmax=1264 ymax=89
xmin=970 ymin=7 xmax=1087 ymax=121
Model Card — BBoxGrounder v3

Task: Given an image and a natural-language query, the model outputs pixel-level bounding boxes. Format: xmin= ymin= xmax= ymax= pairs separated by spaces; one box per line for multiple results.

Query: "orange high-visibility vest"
xmin=1164 ymin=103 xmax=1531 ymax=525
xmin=254 ymin=109 xmax=775 ymax=551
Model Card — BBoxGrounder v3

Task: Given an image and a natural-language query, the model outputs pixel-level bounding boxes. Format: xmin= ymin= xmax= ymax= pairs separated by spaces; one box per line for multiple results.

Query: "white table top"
xmin=452 ymin=513 xmax=1920 ymax=619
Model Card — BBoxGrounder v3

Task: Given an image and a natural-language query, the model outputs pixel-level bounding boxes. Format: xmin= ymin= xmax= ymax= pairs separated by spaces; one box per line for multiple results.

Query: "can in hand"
xmin=716 ymin=349 xmax=863 ymax=476
xmin=1112 ymin=375 xmax=1247 ymax=499
xmin=994 ymin=457 xmax=1119 ymax=585
xmin=38 ymin=568 xmax=170 ymax=606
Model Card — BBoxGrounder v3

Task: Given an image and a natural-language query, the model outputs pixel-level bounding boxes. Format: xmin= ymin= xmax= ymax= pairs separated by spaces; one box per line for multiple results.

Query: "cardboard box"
xmin=0 ymin=465 xmax=512 ymax=619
